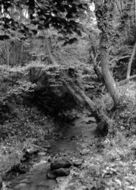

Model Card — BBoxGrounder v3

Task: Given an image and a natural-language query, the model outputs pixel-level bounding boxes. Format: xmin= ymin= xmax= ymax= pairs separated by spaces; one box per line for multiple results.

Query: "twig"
xmin=119 ymin=74 xmax=136 ymax=86
xmin=110 ymin=55 xmax=130 ymax=64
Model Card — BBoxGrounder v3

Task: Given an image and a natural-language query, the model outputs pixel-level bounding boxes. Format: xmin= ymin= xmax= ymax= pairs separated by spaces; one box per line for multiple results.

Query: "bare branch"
xmin=126 ymin=42 xmax=136 ymax=79
xmin=119 ymin=74 xmax=136 ymax=86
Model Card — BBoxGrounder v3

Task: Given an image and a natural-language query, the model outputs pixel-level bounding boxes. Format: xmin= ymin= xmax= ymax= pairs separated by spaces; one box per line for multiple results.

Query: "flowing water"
xmin=5 ymin=117 xmax=97 ymax=190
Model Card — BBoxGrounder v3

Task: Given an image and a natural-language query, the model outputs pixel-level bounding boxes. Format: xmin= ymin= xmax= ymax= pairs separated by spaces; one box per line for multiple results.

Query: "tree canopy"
xmin=0 ymin=0 xmax=89 ymax=39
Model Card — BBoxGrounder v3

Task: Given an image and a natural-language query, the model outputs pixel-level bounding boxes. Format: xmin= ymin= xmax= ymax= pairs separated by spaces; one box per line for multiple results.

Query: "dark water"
xmin=6 ymin=117 xmax=96 ymax=189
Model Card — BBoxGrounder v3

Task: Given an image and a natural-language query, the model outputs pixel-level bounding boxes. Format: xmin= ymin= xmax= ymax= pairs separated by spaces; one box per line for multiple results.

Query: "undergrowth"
xmin=0 ymin=38 xmax=136 ymax=190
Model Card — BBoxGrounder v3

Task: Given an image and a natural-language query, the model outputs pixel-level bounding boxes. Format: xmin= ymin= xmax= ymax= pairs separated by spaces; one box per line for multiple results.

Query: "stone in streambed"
xmin=47 ymin=168 xmax=70 ymax=179
xmin=72 ymin=159 xmax=83 ymax=167
xmin=50 ymin=158 xmax=72 ymax=170
xmin=80 ymin=148 xmax=90 ymax=155
xmin=47 ymin=170 xmax=56 ymax=179
xmin=47 ymin=158 xmax=71 ymax=179
xmin=53 ymin=168 xmax=70 ymax=177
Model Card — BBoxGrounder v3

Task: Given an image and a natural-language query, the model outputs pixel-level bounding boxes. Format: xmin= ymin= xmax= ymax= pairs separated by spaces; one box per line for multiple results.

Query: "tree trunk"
xmin=100 ymin=33 xmax=120 ymax=105
xmin=126 ymin=42 xmax=136 ymax=79
xmin=63 ymin=77 xmax=110 ymax=136
xmin=94 ymin=0 xmax=120 ymax=106
xmin=89 ymin=46 xmax=104 ymax=81
xmin=44 ymin=37 xmax=58 ymax=65
xmin=43 ymin=31 xmax=58 ymax=65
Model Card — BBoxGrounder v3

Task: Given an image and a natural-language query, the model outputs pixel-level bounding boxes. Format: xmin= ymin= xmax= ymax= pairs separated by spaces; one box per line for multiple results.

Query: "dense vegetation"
xmin=0 ymin=0 xmax=136 ymax=189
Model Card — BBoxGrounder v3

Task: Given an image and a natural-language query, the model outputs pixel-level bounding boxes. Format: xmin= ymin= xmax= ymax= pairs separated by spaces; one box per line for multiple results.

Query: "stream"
xmin=4 ymin=116 xmax=97 ymax=190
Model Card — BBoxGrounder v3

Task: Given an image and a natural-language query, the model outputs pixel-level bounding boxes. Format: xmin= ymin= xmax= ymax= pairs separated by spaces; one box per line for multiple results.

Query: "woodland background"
xmin=0 ymin=0 xmax=136 ymax=189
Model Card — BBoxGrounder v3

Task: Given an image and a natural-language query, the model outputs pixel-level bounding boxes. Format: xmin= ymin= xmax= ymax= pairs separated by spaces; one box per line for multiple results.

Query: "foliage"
xmin=0 ymin=2 xmax=136 ymax=189
xmin=0 ymin=0 xmax=89 ymax=39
